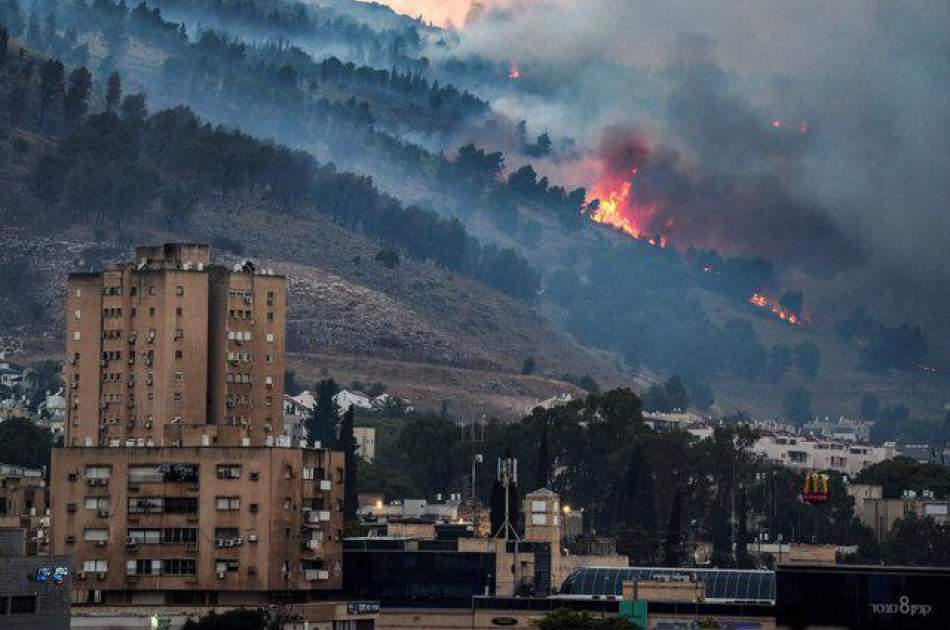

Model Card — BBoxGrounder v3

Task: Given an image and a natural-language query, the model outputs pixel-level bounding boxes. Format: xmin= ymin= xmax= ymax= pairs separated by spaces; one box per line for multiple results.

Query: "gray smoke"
xmin=431 ymin=0 xmax=950 ymax=350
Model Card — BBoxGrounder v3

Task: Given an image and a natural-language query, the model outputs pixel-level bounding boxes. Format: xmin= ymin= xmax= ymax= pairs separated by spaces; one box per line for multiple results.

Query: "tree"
xmin=63 ymin=66 xmax=92 ymax=128
xmin=105 ymin=71 xmax=121 ymax=112
xmin=521 ymin=356 xmax=537 ymax=375
xmin=38 ymin=58 xmax=64 ymax=129
xmin=735 ymin=487 xmax=752 ymax=568
xmin=663 ymin=375 xmax=689 ymax=410
xmin=782 ymin=387 xmax=812 ymax=426
xmin=882 ymin=513 xmax=950 ymax=567
xmin=531 ymin=609 xmax=639 ymax=630
xmin=686 ymin=380 xmax=715 ymax=411
xmin=182 ymin=608 xmax=284 ymax=630
xmin=374 ymin=248 xmax=399 ymax=268
xmin=338 ymin=405 xmax=359 ymax=522
xmin=307 ymin=379 xmax=339 ymax=447
xmin=0 ymin=417 xmax=53 ymax=470
xmin=792 ymin=342 xmax=821 ymax=380
xmin=0 ymin=26 xmax=9 ymax=61
xmin=662 ymin=490 xmax=684 ymax=566
xmin=120 ymin=92 xmax=147 ymax=122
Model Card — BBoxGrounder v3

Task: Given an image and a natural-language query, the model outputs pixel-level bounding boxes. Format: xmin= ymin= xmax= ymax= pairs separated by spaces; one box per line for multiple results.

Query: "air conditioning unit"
xmin=319 ymin=480 xmax=332 ymax=491
xmin=248 ymin=534 xmax=258 ymax=544
xmin=100 ymin=360 xmax=107 ymax=367
xmin=233 ymin=537 xmax=243 ymax=546
xmin=65 ymin=535 xmax=76 ymax=544
xmin=318 ymin=510 xmax=331 ymax=522
xmin=97 ymin=572 xmax=107 ymax=580
xmin=86 ymin=478 xmax=98 ymax=486
xmin=71 ymin=383 xmax=78 ymax=389
xmin=126 ymin=537 xmax=138 ymax=546
xmin=215 ymin=539 xmax=225 ymax=548
xmin=97 ymin=509 xmax=110 ymax=518
xmin=216 ymin=571 xmax=226 ymax=579
xmin=96 ymin=540 xmax=107 ymax=547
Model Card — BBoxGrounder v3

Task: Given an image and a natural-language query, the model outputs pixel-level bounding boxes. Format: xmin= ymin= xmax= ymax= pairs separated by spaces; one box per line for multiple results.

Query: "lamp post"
xmin=472 ymin=454 xmax=483 ymax=534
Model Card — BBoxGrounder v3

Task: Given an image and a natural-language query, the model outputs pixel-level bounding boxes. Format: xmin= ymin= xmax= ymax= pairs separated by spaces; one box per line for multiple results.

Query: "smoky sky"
xmin=420 ymin=0 xmax=950 ymax=344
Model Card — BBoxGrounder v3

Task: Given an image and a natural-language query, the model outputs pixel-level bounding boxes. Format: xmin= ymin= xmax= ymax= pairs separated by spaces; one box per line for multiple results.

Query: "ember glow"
xmin=748 ymin=293 xmax=802 ymax=326
xmin=770 ymin=118 xmax=810 ymax=133
xmin=590 ymin=169 xmax=666 ymax=246
xmin=508 ymin=65 xmax=522 ymax=80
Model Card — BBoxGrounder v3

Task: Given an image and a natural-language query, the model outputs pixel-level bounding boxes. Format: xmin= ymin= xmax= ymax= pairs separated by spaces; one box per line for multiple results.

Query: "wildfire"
xmin=590 ymin=168 xmax=666 ymax=246
xmin=770 ymin=118 xmax=809 ymax=133
xmin=748 ymin=293 xmax=802 ymax=326
xmin=508 ymin=66 xmax=522 ymax=80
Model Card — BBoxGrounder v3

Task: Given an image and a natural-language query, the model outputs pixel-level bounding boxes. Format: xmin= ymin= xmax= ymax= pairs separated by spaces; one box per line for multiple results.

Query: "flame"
xmin=508 ymin=66 xmax=522 ymax=80
xmin=770 ymin=118 xmax=810 ymax=134
xmin=748 ymin=293 xmax=802 ymax=326
xmin=589 ymin=168 xmax=665 ymax=246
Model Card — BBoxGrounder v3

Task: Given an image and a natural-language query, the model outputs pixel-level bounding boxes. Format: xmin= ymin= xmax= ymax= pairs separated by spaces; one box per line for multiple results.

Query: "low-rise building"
xmin=848 ymin=483 xmax=950 ymax=541
xmin=752 ymin=432 xmax=896 ymax=476
xmin=0 ymin=528 xmax=71 ymax=629
xmin=0 ymin=463 xmax=49 ymax=555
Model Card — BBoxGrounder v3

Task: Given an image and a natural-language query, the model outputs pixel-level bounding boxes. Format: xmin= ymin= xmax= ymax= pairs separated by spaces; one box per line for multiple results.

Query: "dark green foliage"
xmin=374 ymin=248 xmax=399 ymax=268
xmin=686 ymin=380 xmax=715 ymax=411
xmin=535 ymin=417 xmax=549 ymax=489
xmin=307 ymin=379 xmax=339 ymax=447
xmin=881 ymin=513 xmax=950 ymax=567
xmin=338 ymin=405 xmax=359 ymax=522
xmin=105 ymin=70 xmax=121 ymax=112
xmin=854 ymin=457 xmax=950 ymax=499
xmin=181 ymin=608 xmax=283 ymax=630
xmin=521 ymin=355 xmax=536 ymax=375
xmin=1 ymin=25 xmax=9 ymax=60
xmin=531 ymin=609 xmax=640 ymax=629
xmin=283 ymin=369 xmax=300 ymax=394
xmin=0 ymin=417 xmax=53 ymax=470
xmin=662 ymin=491 xmax=684 ymax=566
xmin=869 ymin=403 xmax=910 ymax=443
xmin=782 ymin=387 xmax=812 ymax=426
xmin=63 ymin=67 xmax=93 ymax=128
xmin=643 ymin=374 xmax=689 ymax=413
xmin=38 ymin=58 xmax=64 ymax=129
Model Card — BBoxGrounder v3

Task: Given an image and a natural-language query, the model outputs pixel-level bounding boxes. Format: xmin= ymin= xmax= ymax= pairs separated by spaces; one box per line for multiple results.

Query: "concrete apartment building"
xmin=848 ymin=483 xmax=950 ymax=541
xmin=0 ymin=464 xmax=50 ymax=555
xmin=0 ymin=528 xmax=72 ymax=629
xmin=751 ymin=431 xmax=896 ymax=476
xmin=51 ymin=244 xmax=349 ymax=612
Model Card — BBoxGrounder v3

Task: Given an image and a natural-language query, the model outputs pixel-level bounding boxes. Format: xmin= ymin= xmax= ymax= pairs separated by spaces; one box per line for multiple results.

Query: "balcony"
xmin=304 ymin=569 xmax=329 ymax=581
xmin=306 ymin=510 xmax=331 ymax=524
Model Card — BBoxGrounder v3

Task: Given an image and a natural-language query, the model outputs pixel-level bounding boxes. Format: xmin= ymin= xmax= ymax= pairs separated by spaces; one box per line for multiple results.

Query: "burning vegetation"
xmin=748 ymin=293 xmax=803 ymax=326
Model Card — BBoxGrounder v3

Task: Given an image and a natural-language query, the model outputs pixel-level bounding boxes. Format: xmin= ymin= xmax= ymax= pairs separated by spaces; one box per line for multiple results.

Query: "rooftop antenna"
xmin=493 ymin=454 xmax=520 ymax=541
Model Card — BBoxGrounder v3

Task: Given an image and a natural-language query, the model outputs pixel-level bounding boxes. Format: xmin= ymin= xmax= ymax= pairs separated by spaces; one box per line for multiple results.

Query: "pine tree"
xmin=0 ymin=26 xmax=8 ymax=61
xmin=306 ymin=379 xmax=339 ymax=447
xmin=38 ymin=58 xmax=64 ymax=129
xmin=662 ymin=491 xmax=684 ymax=566
xmin=63 ymin=66 xmax=91 ymax=127
xmin=338 ymin=405 xmax=359 ymax=522
xmin=105 ymin=70 xmax=121 ymax=112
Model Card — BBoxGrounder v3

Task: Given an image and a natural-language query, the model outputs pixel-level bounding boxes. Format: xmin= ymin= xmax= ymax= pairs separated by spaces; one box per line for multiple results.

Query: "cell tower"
xmin=493 ymin=455 xmax=520 ymax=541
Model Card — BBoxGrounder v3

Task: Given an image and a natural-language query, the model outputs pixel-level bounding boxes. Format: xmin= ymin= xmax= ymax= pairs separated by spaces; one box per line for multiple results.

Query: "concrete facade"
xmin=50 ymin=446 xmax=344 ymax=605
xmin=64 ymin=243 xmax=286 ymax=449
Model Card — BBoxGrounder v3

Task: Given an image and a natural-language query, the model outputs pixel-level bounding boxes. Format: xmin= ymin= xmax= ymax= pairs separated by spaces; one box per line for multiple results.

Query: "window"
xmin=267 ymin=291 xmax=275 ymax=305
xmin=266 ymin=333 xmax=274 ymax=343
xmin=163 ymin=528 xmax=198 ymax=544
xmin=176 ymin=307 xmax=183 ymax=317
xmin=74 ymin=309 xmax=81 ymax=320
xmin=131 ymin=307 xmax=137 ymax=318
xmin=74 ymin=331 xmax=81 ymax=341
xmin=85 ymin=465 xmax=111 ymax=479
xmin=215 ymin=559 xmax=240 ymax=573
xmin=165 ymin=497 xmax=198 ymax=514
xmin=284 ymin=498 xmax=292 ymax=511
xmin=175 ymin=372 xmax=183 ymax=382
xmin=84 ymin=528 xmax=109 ymax=542
xmin=216 ymin=496 xmax=241 ymax=511
xmin=149 ymin=307 xmax=155 ymax=316
xmin=175 ymin=329 xmax=183 ymax=339
xmin=174 ymin=393 xmax=182 ymax=402
xmin=130 ymin=286 xmax=137 ymax=296
xmin=128 ymin=497 xmax=164 ymax=514
xmin=127 ymin=559 xmax=162 ymax=576
xmin=163 ymin=559 xmax=196 ymax=575
xmin=84 ymin=497 xmax=110 ymax=511
xmin=9 ymin=595 xmax=36 ymax=614
xmin=216 ymin=464 xmax=242 ymax=479
xmin=82 ymin=559 xmax=108 ymax=573
xmin=532 ymin=514 xmax=547 ymax=526
xmin=149 ymin=286 xmax=156 ymax=295
xmin=267 ymin=311 xmax=274 ymax=322
xmin=175 ymin=350 xmax=183 ymax=359
xmin=127 ymin=529 xmax=161 ymax=544
xmin=176 ymin=285 xmax=184 ymax=296
xmin=75 ymin=288 xmax=82 ymax=297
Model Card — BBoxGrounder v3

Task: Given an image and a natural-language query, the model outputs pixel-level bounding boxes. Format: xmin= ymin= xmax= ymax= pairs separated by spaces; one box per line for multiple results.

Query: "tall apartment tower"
xmin=52 ymin=244 xmax=348 ymax=610
xmin=64 ymin=243 xmax=285 ymax=447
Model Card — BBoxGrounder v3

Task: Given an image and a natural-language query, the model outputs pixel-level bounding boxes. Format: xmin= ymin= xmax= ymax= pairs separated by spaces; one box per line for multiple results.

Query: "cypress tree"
xmin=338 ymin=405 xmax=358 ymax=522
xmin=306 ymin=378 xmax=339 ymax=447
xmin=105 ymin=70 xmax=121 ymax=112
xmin=662 ymin=491 xmax=684 ymax=566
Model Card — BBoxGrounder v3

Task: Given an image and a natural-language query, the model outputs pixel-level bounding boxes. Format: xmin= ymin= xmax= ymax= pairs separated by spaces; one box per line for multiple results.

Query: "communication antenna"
xmin=493 ymin=455 xmax=521 ymax=541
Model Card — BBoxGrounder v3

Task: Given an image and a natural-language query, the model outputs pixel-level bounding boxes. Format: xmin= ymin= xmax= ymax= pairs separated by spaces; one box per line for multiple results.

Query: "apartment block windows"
xmin=82 ymin=559 xmax=108 ymax=573
xmin=85 ymin=465 xmax=111 ymax=480
xmin=84 ymin=497 xmax=110 ymax=512
xmin=163 ymin=559 xmax=197 ymax=576
xmin=127 ymin=559 xmax=162 ymax=576
xmin=266 ymin=333 xmax=274 ymax=343
xmin=163 ymin=528 xmax=198 ymax=544
xmin=216 ymin=496 xmax=241 ymax=511
xmin=176 ymin=307 xmax=183 ymax=317
xmin=176 ymin=285 xmax=184 ymax=296
xmin=74 ymin=309 xmax=81 ymax=320
xmin=216 ymin=464 xmax=242 ymax=479
xmin=83 ymin=528 xmax=109 ymax=542
xmin=127 ymin=529 xmax=161 ymax=545
xmin=266 ymin=291 xmax=275 ymax=306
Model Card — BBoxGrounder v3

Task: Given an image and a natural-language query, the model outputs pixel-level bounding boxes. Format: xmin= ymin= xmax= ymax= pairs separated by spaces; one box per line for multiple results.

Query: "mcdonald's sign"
xmin=801 ymin=473 xmax=829 ymax=504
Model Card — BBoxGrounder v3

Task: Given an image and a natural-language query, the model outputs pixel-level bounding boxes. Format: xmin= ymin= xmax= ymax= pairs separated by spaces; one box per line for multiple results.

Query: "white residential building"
xmin=752 ymin=431 xmax=897 ymax=476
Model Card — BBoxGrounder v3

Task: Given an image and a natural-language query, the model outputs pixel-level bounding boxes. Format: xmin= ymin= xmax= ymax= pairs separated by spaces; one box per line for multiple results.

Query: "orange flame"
xmin=508 ymin=66 xmax=522 ymax=80
xmin=590 ymin=168 xmax=665 ymax=246
xmin=748 ymin=293 xmax=802 ymax=326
